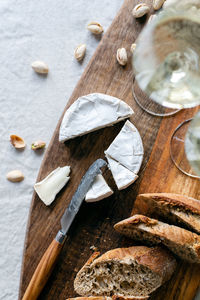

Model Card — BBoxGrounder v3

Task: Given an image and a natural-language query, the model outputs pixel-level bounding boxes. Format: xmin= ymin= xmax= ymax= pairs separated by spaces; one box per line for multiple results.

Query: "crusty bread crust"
xmin=114 ymin=214 xmax=200 ymax=263
xmin=93 ymin=246 xmax=176 ymax=282
xmin=115 ymin=215 xmax=200 ymax=245
xmin=138 ymin=193 xmax=200 ymax=234
xmin=112 ymin=296 xmax=149 ymax=300
xmin=74 ymin=246 xmax=176 ymax=297
xmin=85 ymin=252 xmax=100 ymax=266
xmin=66 ymin=297 xmax=112 ymax=300
xmin=119 ymin=215 xmax=158 ymax=226
xmin=138 ymin=193 xmax=200 ymax=215
xmin=67 ymin=296 xmax=149 ymax=300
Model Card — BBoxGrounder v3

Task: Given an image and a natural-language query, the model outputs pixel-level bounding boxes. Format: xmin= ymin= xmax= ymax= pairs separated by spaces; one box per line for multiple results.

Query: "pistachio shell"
xmin=116 ymin=48 xmax=128 ymax=66
xmin=132 ymin=3 xmax=150 ymax=18
xmin=153 ymin=0 xmax=166 ymax=10
xmin=74 ymin=44 xmax=86 ymax=61
xmin=10 ymin=135 xmax=26 ymax=149
xmin=6 ymin=170 xmax=24 ymax=182
xmin=130 ymin=43 xmax=137 ymax=53
xmin=31 ymin=61 xmax=49 ymax=74
xmin=87 ymin=22 xmax=104 ymax=34
xmin=31 ymin=140 xmax=46 ymax=150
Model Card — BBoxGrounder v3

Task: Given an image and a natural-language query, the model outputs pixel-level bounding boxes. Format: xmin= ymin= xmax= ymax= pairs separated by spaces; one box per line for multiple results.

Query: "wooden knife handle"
xmin=21 ymin=239 xmax=63 ymax=300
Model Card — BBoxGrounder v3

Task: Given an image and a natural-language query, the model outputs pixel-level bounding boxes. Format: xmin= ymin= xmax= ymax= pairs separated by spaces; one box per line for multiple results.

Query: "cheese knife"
xmin=22 ymin=158 xmax=107 ymax=300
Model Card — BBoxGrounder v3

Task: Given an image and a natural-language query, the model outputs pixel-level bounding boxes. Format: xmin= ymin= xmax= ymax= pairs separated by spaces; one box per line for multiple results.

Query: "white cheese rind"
xmin=59 ymin=93 xmax=134 ymax=142
xmin=34 ymin=166 xmax=70 ymax=206
xmin=85 ymin=174 xmax=113 ymax=202
xmin=106 ymin=155 xmax=138 ymax=190
xmin=105 ymin=120 xmax=143 ymax=173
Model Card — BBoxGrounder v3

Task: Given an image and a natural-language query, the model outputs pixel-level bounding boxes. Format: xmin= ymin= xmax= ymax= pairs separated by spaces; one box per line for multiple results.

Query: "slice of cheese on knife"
xmin=59 ymin=93 xmax=134 ymax=142
xmin=85 ymin=174 xmax=113 ymax=202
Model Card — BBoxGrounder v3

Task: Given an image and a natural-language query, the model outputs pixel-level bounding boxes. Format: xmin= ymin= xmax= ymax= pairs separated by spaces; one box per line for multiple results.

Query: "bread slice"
xmin=66 ymin=297 xmax=112 ymax=300
xmin=114 ymin=214 xmax=200 ymax=263
xmin=74 ymin=246 xmax=176 ymax=298
xmin=67 ymin=296 xmax=149 ymax=300
xmin=138 ymin=193 xmax=200 ymax=234
xmin=66 ymin=297 xmax=111 ymax=300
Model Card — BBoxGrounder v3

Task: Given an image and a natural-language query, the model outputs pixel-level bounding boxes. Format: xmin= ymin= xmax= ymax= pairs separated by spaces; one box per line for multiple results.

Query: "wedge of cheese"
xmin=34 ymin=166 xmax=70 ymax=205
xmin=85 ymin=174 xmax=113 ymax=202
xmin=59 ymin=93 xmax=134 ymax=142
xmin=105 ymin=120 xmax=143 ymax=173
xmin=106 ymin=155 xmax=138 ymax=190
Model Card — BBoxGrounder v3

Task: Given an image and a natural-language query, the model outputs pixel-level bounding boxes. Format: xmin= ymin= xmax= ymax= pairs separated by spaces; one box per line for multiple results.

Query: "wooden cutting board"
xmin=19 ymin=0 xmax=200 ymax=299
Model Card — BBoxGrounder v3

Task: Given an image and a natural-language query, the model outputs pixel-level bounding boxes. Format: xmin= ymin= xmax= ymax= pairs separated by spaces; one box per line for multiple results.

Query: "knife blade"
xmin=57 ymin=158 xmax=107 ymax=242
xmin=22 ymin=158 xmax=107 ymax=300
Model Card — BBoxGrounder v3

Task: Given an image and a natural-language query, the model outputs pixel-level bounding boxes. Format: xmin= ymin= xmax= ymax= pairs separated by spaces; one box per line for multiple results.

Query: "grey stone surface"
xmin=0 ymin=1 xmax=122 ymax=299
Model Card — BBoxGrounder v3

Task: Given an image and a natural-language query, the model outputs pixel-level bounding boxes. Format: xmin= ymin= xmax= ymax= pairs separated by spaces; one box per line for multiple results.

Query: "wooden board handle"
xmin=21 ymin=239 xmax=63 ymax=300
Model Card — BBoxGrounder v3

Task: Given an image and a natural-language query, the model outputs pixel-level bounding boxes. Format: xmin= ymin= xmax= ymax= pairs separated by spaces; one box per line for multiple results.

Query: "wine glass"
xmin=185 ymin=111 xmax=200 ymax=176
xmin=132 ymin=0 xmax=200 ymax=178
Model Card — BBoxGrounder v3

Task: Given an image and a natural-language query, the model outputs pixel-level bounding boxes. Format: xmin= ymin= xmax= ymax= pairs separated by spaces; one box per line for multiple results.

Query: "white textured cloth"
xmin=1 ymin=1 xmax=200 ymax=300
xmin=0 ymin=1 xmax=122 ymax=299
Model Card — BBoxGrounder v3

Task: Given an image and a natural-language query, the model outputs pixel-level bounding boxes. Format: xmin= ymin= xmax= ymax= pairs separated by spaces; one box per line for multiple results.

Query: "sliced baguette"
xmin=74 ymin=246 xmax=176 ymax=298
xmin=114 ymin=214 xmax=200 ymax=263
xmin=66 ymin=297 xmax=112 ymax=300
xmin=138 ymin=193 xmax=200 ymax=234
xmin=67 ymin=296 xmax=149 ymax=300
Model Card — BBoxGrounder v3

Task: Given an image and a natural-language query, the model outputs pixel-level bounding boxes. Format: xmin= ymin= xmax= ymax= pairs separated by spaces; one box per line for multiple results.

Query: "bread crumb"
xmin=90 ymin=245 xmax=98 ymax=251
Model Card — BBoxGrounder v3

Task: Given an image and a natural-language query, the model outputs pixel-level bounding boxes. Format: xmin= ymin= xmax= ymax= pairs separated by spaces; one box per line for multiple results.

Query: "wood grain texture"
xmin=19 ymin=0 xmax=200 ymax=299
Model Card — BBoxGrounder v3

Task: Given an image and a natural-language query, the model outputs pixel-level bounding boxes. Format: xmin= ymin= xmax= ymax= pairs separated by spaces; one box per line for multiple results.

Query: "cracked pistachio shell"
xmin=130 ymin=43 xmax=137 ymax=53
xmin=132 ymin=3 xmax=150 ymax=18
xmin=31 ymin=140 xmax=46 ymax=150
xmin=74 ymin=44 xmax=86 ymax=61
xmin=116 ymin=48 xmax=128 ymax=66
xmin=153 ymin=0 xmax=166 ymax=10
xmin=10 ymin=135 xmax=25 ymax=149
xmin=87 ymin=21 xmax=104 ymax=34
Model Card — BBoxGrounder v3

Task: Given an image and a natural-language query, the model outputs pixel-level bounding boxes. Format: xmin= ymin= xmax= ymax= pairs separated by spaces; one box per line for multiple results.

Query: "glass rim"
xmin=170 ymin=118 xmax=200 ymax=179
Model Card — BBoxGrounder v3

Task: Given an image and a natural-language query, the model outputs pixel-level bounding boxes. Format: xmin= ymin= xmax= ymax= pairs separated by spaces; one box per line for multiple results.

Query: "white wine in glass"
xmin=132 ymin=0 xmax=200 ymax=177
xmin=133 ymin=0 xmax=200 ymax=109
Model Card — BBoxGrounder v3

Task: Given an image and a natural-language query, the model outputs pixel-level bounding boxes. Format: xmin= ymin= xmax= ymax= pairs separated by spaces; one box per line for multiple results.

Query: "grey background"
xmin=0 ymin=0 xmax=199 ymax=299
xmin=0 ymin=1 xmax=122 ymax=299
